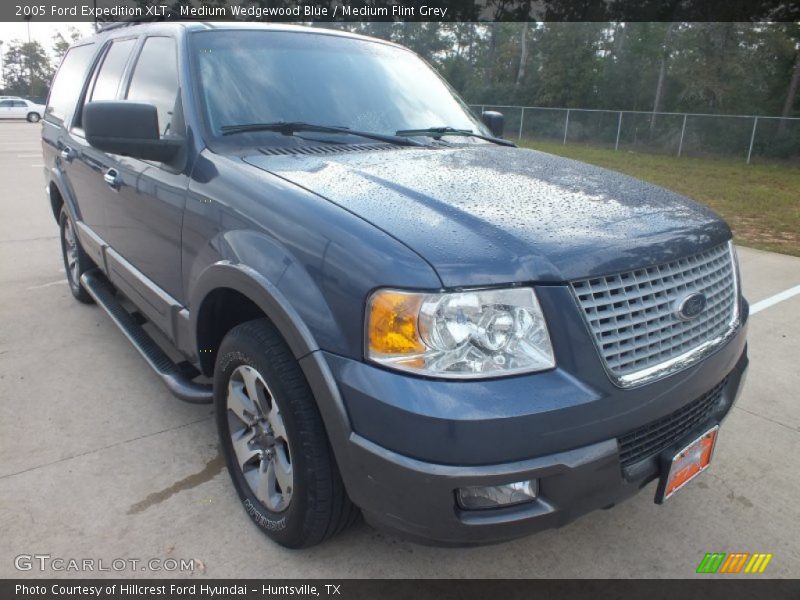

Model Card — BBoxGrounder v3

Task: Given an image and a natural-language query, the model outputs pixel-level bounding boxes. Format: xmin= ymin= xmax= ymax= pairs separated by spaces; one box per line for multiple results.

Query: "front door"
xmin=11 ymin=100 xmax=28 ymax=119
xmin=101 ymin=35 xmax=187 ymax=306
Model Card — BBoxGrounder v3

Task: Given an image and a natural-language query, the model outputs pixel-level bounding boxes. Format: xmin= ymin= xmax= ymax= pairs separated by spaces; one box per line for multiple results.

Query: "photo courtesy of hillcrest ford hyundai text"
xmin=42 ymin=21 xmax=748 ymax=549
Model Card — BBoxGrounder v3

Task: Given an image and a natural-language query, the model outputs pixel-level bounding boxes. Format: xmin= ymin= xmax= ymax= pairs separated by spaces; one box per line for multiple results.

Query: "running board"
xmin=80 ymin=269 xmax=213 ymax=404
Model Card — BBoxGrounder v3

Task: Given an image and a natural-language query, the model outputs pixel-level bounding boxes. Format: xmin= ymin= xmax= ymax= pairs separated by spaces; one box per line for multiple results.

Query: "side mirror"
xmin=83 ymin=101 xmax=181 ymax=162
xmin=481 ymin=111 xmax=505 ymax=138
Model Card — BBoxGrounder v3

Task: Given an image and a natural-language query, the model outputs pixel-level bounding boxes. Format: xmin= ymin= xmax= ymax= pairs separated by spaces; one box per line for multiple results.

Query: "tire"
xmin=214 ymin=319 xmax=358 ymax=548
xmin=27 ymin=112 xmax=41 ymax=123
xmin=59 ymin=207 xmax=94 ymax=304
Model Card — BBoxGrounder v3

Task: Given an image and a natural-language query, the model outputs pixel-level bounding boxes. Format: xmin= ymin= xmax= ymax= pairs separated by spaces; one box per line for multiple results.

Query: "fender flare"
xmin=46 ymin=166 xmax=81 ymax=224
xmin=188 ymin=260 xmax=320 ymax=362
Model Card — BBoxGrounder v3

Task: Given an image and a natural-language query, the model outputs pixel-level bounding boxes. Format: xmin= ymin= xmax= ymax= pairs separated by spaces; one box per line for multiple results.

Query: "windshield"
xmin=190 ymin=29 xmax=487 ymax=140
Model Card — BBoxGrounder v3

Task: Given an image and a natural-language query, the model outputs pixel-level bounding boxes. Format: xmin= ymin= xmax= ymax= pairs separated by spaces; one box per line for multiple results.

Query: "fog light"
xmin=457 ymin=480 xmax=538 ymax=510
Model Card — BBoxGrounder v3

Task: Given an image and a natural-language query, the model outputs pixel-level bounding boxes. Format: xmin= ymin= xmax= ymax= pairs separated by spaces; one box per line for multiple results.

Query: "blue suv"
xmin=42 ymin=22 xmax=748 ymax=547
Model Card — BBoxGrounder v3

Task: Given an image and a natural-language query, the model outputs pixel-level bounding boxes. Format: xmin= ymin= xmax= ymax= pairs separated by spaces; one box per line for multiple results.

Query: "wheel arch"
xmin=46 ymin=170 xmax=80 ymax=225
xmin=48 ymin=181 xmax=64 ymax=223
xmin=191 ymin=261 xmax=320 ymax=377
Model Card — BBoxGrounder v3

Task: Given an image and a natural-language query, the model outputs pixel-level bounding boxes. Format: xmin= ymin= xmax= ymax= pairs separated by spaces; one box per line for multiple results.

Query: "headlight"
xmin=366 ymin=287 xmax=555 ymax=378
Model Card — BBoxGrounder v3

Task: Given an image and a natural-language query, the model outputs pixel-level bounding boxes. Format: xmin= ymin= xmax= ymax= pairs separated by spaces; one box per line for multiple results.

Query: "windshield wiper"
xmin=395 ymin=126 xmax=515 ymax=147
xmin=220 ymin=121 xmax=422 ymax=147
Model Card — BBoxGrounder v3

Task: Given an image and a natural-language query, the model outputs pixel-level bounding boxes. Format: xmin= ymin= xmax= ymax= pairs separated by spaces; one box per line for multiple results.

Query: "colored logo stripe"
xmin=719 ymin=553 xmax=749 ymax=573
xmin=697 ymin=553 xmax=726 ymax=574
xmin=745 ymin=553 xmax=773 ymax=574
xmin=697 ymin=552 xmax=773 ymax=574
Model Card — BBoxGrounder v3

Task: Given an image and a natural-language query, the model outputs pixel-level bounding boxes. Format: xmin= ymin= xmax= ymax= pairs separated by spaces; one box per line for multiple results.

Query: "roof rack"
xmin=95 ymin=7 xmax=181 ymax=32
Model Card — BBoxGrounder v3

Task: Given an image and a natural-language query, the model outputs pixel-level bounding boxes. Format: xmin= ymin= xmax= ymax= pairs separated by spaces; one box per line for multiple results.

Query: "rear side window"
xmin=0 ymin=100 xmax=12 ymax=108
xmin=90 ymin=39 xmax=136 ymax=102
xmin=13 ymin=101 xmax=27 ymax=107
xmin=126 ymin=37 xmax=179 ymax=137
xmin=46 ymin=43 xmax=96 ymax=124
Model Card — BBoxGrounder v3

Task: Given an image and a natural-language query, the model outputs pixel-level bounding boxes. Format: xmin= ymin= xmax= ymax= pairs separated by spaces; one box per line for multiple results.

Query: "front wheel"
xmin=27 ymin=112 xmax=41 ymax=123
xmin=214 ymin=319 xmax=358 ymax=548
xmin=59 ymin=208 xmax=94 ymax=304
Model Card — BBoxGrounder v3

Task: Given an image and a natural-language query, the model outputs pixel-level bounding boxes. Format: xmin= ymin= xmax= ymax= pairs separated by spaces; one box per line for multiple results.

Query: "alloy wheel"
xmin=63 ymin=218 xmax=80 ymax=287
xmin=226 ymin=365 xmax=293 ymax=512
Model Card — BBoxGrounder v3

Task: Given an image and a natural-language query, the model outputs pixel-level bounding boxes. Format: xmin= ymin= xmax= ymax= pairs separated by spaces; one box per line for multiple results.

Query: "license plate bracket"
xmin=655 ymin=425 xmax=719 ymax=504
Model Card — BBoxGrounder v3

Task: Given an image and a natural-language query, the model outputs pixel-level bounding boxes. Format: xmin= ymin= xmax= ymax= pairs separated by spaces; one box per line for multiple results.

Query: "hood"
xmin=243 ymin=145 xmax=729 ymax=286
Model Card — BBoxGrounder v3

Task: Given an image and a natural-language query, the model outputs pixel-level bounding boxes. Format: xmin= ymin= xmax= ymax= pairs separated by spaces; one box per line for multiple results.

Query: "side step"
xmin=80 ymin=269 xmax=213 ymax=404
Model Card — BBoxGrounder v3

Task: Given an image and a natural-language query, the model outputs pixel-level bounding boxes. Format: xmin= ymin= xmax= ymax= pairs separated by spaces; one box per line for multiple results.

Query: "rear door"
xmin=42 ymin=42 xmax=100 ymax=238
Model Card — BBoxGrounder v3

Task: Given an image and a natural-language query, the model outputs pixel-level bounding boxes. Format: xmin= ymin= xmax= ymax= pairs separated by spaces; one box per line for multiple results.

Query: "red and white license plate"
xmin=656 ymin=426 xmax=719 ymax=503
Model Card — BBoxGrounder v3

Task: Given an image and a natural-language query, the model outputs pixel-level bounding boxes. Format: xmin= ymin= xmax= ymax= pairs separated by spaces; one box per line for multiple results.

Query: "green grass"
xmin=518 ymin=139 xmax=800 ymax=257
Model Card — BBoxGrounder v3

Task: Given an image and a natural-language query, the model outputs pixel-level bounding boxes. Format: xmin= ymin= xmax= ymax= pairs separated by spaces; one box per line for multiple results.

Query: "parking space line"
xmin=750 ymin=284 xmax=800 ymax=315
xmin=26 ymin=279 xmax=66 ymax=290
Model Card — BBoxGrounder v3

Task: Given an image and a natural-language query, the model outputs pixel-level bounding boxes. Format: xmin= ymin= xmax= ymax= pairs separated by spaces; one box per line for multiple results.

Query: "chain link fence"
xmin=469 ymin=105 xmax=800 ymax=164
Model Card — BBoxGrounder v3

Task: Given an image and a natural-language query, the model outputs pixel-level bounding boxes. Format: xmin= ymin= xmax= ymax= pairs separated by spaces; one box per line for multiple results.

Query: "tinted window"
xmin=90 ymin=39 xmax=136 ymax=102
xmin=126 ymin=37 xmax=179 ymax=137
xmin=46 ymin=43 xmax=96 ymax=123
xmin=13 ymin=101 xmax=27 ymax=107
xmin=0 ymin=101 xmax=12 ymax=108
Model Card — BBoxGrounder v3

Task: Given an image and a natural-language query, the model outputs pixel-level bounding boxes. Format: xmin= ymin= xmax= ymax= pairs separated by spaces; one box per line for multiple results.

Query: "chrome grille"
xmin=571 ymin=243 xmax=738 ymax=385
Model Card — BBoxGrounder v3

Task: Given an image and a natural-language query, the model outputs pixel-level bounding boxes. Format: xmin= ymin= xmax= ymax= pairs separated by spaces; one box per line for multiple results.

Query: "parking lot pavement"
xmin=0 ymin=121 xmax=798 ymax=579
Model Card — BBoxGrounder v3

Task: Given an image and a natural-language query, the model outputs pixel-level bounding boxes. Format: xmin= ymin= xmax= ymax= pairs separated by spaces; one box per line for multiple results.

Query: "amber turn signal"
xmin=367 ymin=290 xmax=425 ymax=356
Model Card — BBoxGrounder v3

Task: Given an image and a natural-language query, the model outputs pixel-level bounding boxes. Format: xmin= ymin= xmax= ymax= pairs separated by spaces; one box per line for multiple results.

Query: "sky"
xmin=0 ymin=22 xmax=95 ymax=86
xmin=0 ymin=22 xmax=95 ymax=57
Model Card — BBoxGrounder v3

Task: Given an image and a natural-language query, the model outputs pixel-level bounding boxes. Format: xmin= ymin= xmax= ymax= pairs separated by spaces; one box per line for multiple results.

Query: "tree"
xmin=51 ymin=33 xmax=71 ymax=62
xmin=514 ymin=22 xmax=529 ymax=89
xmin=317 ymin=20 xmax=800 ymax=120
xmin=669 ymin=23 xmax=749 ymax=113
xmin=2 ymin=39 xmax=52 ymax=100
xmin=778 ymin=24 xmax=800 ymax=134
xmin=533 ymin=23 xmax=606 ymax=108
xmin=650 ymin=23 xmax=675 ymax=129
xmin=52 ymin=27 xmax=83 ymax=62
xmin=779 ymin=52 xmax=800 ymax=133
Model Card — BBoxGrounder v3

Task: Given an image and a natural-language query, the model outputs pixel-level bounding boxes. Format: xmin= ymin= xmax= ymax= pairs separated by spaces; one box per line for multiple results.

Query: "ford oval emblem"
xmin=676 ymin=292 xmax=707 ymax=321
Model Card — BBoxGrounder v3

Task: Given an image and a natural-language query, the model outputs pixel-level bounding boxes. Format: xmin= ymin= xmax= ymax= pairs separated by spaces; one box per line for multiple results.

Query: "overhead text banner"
xmin=4 ymin=0 xmax=800 ymax=23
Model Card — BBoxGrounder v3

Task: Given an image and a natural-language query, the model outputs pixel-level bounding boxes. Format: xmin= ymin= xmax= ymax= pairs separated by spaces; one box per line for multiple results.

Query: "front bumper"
xmin=339 ymin=348 xmax=748 ymax=545
xmin=302 ymin=288 xmax=749 ymax=545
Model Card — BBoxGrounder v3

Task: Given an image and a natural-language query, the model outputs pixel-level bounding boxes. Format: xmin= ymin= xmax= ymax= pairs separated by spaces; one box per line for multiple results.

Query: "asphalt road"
xmin=1 ymin=121 xmax=798 ymax=578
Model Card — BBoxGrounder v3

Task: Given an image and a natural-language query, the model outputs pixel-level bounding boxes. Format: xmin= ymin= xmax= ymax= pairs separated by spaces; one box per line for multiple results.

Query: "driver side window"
xmin=90 ymin=38 xmax=136 ymax=103
xmin=126 ymin=37 xmax=179 ymax=138
xmin=77 ymin=37 xmax=136 ymax=129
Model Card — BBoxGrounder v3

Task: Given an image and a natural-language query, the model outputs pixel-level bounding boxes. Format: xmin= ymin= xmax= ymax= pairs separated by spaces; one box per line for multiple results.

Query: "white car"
xmin=0 ymin=98 xmax=45 ymax=122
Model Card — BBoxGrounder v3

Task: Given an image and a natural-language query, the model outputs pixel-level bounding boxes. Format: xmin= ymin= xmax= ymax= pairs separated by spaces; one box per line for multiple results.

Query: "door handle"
xmin=60 ymin=146 xmax=74 ymax=162
xmin=103 ymin=168 xmax=120 ymax=189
